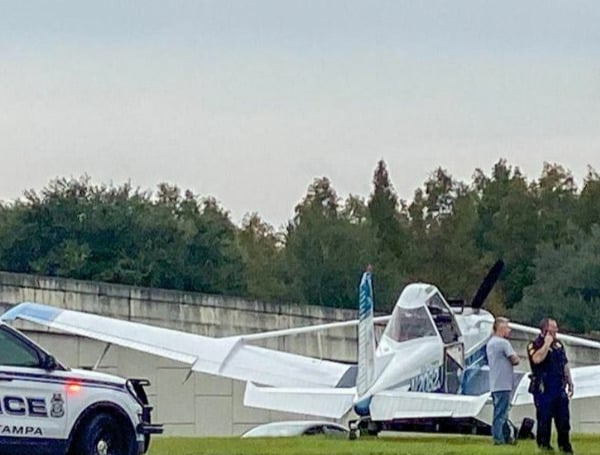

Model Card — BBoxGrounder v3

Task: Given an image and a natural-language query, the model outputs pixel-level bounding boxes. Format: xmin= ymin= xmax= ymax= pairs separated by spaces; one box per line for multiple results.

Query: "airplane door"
xmin=444 ymin=342 xmax=464 ymax=394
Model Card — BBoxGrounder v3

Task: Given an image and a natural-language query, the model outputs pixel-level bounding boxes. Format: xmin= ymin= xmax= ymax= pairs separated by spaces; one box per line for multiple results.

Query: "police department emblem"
xmin=50 ymin=393 xmax=65 ymax=418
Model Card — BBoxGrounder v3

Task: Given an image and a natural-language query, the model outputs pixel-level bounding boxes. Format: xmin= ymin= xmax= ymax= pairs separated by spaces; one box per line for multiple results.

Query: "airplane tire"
xmin=367 ymin=420 xmax=381 ymax=436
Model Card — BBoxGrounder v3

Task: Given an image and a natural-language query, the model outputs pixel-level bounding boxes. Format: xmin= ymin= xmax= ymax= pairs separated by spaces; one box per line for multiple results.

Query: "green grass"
xmin=148 ymin=434 xmax=600 ymax=455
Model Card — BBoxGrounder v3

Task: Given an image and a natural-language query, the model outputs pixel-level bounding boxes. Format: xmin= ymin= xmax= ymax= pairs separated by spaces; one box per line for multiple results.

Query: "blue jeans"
xmin=491 ymin=391 xmax=512 ymax=444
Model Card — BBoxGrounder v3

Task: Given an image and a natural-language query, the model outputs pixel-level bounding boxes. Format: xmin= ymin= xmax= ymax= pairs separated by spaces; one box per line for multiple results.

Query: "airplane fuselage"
xmin=354 ymin=283 xmax=495 ymax=416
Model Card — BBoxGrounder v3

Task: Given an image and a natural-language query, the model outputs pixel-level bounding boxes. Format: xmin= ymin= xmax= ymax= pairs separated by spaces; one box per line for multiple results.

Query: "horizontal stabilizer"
xmin=370 ymin=390 xmax=489 ymax=420
xmin=244 ymin=382 xmax=355 ymax=419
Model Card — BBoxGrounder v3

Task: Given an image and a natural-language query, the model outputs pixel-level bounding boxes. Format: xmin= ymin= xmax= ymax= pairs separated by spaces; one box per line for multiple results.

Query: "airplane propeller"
xmin=470 ymin=259 xmax=504 ymax=310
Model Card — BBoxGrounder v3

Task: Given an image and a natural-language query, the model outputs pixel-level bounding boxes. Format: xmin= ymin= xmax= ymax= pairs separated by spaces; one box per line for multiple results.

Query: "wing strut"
xmin=93 ymin=343 xmax=112 ymax=371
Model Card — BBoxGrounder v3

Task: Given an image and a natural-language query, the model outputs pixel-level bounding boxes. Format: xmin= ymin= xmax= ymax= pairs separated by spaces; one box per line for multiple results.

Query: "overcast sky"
xmin=1 ymin=1 xmax=599 ymax=227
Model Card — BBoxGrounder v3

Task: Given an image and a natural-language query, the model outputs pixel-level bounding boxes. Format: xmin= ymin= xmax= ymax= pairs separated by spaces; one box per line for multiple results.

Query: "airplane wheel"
xmin=348 ymin=420 xmax=359 ymax=440
xmin=367 ymin=421 xmax=381 ymax=436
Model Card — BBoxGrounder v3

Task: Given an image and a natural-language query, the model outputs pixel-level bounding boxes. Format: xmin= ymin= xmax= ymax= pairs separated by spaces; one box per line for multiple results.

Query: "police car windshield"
xmin=383 ymin=305 xmax=437 ymax=342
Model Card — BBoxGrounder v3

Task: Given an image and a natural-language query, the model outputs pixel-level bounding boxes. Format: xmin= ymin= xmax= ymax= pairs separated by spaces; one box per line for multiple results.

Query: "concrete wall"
xmin=1 ymin=271 xmax=600 ymax=435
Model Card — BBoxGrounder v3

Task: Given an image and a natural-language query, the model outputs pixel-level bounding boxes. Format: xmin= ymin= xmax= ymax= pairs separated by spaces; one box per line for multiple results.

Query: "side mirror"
xmin=41 ymin=355 xmax=58 ymax=371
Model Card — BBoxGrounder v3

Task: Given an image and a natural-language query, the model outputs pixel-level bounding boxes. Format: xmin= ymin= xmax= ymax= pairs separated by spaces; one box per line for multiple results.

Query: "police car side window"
xmin=0 ymin=327 xmax=41 ymax=367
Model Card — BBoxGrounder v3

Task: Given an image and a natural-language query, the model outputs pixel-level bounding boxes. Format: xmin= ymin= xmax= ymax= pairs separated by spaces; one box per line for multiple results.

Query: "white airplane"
xmin=3 ymin=260 xmax=600 ymax=435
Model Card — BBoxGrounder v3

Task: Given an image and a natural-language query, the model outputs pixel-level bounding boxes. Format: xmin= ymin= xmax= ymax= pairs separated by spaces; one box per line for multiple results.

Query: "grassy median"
xmin=148 ymin=434 xmax=600 ymax=455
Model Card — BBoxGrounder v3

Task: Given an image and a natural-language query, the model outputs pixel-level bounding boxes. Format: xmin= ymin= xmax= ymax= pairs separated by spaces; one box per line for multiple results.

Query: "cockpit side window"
xmin=426 ymin=293 xmax=461 ymax=344
xmin=383 ymin=306 xmax=437 ymax=342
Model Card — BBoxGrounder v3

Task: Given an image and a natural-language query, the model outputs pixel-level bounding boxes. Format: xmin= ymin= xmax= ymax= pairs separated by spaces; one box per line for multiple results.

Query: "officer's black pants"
xmin=534 ymin=391 xmax=572 ymax=451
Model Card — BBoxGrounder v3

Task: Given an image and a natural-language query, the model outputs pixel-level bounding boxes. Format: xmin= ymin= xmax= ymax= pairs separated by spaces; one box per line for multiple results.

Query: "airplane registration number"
xmin=409 ymin=365 xmax=443 ymax=392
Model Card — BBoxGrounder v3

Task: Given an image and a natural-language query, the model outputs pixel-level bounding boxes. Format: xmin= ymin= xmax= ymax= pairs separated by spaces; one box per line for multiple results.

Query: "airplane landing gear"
xmin=366 ymin=420 xmax=381 ymax=436
xmin=348 ymin=421 xmax=359 ymax=440
xmin=348 ymin=418 xmax=381 ymax=439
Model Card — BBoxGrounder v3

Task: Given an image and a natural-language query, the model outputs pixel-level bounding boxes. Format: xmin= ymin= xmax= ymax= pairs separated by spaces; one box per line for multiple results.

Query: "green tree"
xmin=367 ymin=160 xmax=410 ymax=309
xmin=514 ymin=226 xmax=600 ymax=333
xmin=0 ymin=158 xmax=596 ymax=318
xmin=368 ymin=160 xmax=408 ymax=257
xmin=182 ymin=197 xmax=246 ymax=295
xmin=341 ymin=194 xmax=369 ymax=225
xmin=0 ymin=201 xmax=30 ymax=273
xmin=575 ymin=167 xmax=600 ymax=233
xmin=474 ymin=160 xmax=539 ymax=307
xmin=284 ymin=177 xmax=373 ymax=308
xmin=0 ymin=177 xmax=247 ymax=296
xmin=535 ymin=162 xmax=578 ymax=247
xmin=408 ymin=168 xmax=485 ymax=302
xmin=238 ymin=213 xmax=287 ymax=301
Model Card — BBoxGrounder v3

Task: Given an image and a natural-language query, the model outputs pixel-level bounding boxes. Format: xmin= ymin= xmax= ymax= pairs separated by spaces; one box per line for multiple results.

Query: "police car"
xmin=0 ymin=321 xmax=162 ymax=455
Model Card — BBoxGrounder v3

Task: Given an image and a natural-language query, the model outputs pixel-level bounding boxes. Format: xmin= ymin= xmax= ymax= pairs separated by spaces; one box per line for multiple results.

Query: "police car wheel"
xmin=71 ymin=412 xmax=135 ymax=455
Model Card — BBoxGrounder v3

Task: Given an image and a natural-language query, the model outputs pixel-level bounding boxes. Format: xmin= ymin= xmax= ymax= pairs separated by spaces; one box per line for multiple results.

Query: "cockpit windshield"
xmin=382 ymin=305 xmax=437 ymax=342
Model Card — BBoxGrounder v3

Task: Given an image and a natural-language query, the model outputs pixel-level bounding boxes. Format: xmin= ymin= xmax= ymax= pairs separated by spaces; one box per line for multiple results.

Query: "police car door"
xmin=0 ymin=325 xmax=67 ymax=445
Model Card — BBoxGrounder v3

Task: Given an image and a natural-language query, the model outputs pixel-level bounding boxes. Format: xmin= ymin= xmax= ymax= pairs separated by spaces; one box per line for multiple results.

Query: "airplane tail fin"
xmin=356 ymin=268 xmax=376 ymax=397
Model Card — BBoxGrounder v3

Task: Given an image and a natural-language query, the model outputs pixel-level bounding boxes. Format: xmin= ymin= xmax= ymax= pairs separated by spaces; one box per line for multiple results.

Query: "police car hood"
xmin=68 ymin=367 xmax=126 ymax=386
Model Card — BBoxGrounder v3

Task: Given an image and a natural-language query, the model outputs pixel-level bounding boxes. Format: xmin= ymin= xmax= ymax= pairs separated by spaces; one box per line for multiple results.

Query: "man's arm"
xmin=565 ymin=363 xmax=574 ymax=398
xmin=504 ymin=340 xmax=520 ymax=365
xmin=531 ymin=334 xmax=553 ymax=364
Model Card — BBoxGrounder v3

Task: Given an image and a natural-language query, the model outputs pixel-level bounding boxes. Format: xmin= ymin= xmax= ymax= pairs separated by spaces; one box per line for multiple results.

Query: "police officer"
xmin=527 ymin=318 xmax=574 ymax=454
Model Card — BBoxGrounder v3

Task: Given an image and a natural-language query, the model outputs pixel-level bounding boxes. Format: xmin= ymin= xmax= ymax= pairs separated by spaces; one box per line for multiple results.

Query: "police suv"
xmin=0 ymin=321 xmax=162 ymax=455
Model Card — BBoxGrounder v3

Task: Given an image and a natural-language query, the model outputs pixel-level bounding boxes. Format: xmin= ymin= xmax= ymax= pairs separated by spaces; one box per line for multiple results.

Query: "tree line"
xmin=0 ymin=159 xmax=599 ymax=333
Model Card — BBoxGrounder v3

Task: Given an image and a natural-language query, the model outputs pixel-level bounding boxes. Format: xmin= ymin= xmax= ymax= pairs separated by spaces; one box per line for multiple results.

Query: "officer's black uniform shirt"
xmin=528 ymin=334 xmax=568 ymax=394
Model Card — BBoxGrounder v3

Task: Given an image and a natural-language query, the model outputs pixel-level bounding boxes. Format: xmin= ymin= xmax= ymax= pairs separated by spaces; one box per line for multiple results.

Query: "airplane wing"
xmin=0 ymin=302 xmax=355 ymax=388
xmin=369 ymin=390 xmax=490 ymax=420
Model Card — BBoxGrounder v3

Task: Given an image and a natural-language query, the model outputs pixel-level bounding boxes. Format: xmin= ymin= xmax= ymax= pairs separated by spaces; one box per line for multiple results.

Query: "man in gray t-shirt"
xmin=486 ymin=317 xmax=520 ymax=445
